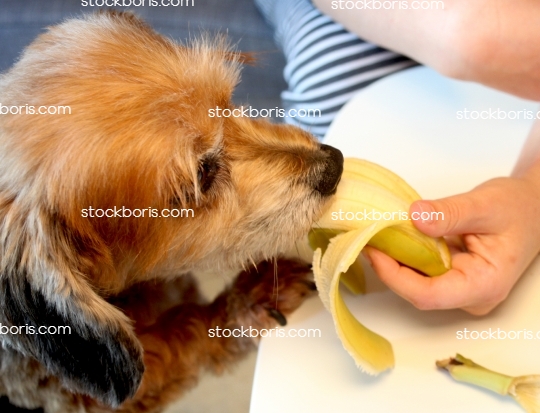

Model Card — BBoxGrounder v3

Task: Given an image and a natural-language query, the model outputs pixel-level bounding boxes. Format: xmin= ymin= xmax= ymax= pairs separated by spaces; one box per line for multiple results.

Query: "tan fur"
xmin=0 ymin=11 xmax=342 ymax=413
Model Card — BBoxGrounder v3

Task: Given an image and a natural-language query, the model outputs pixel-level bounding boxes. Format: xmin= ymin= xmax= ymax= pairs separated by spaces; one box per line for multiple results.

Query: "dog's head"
xmin=0 ymin=12 xmax=342 ymax=406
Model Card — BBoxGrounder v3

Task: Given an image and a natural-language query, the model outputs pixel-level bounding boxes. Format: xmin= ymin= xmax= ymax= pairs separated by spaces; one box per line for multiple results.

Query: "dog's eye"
xmin=198 ymin=159 xmax=218 ymax=193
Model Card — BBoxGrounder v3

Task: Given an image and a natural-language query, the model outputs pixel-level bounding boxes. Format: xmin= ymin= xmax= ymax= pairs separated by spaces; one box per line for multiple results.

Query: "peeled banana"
xmin=311 ymin=158 xmax=451 ymax=374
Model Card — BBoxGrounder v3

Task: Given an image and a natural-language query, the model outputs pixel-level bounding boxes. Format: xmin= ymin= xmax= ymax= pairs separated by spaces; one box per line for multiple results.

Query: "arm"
xmin=365 ymin=118 xmax=540 ymax=315
xmin=313 ymin=0 xmax=540 ymax=100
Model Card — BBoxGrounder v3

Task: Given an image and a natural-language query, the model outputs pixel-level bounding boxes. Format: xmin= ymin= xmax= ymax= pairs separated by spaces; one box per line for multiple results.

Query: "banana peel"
xmin=437 ymin=354 xmax=540 ymax=413
xmin=311 ymin=158 xmax=452 ymax=374
xmin=309 ymin=228 xmax=366 ymax=295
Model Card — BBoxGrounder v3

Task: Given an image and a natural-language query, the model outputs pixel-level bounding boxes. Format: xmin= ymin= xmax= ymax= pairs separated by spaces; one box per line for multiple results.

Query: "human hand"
xmin=364 ymin=176 xmax=540 ymax=315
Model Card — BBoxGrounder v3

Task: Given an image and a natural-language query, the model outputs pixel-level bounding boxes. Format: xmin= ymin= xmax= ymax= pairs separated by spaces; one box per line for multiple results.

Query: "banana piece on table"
xmin=311 ymin=158 xmax=451 ymax=374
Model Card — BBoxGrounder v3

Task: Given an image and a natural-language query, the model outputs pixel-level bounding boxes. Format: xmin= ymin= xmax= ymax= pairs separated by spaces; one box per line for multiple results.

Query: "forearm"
xmin=312 ymin=0 xmax=540 ymax=99
xmin=512 ymin=118 xmax=540 ymax=185
xmin=312 ymin=0 xmax=456 ymax=71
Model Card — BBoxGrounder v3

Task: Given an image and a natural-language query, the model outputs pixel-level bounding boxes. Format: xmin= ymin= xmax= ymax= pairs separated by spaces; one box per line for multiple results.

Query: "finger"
xmin=364 ymin=246 xmax=494 ymax=311
xmin=410 ymin=193 xmax=495 ymax=238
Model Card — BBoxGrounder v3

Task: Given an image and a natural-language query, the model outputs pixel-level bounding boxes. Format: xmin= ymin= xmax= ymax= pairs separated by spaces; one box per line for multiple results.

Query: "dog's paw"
xmin=226 ymin=259 xmax=316 ymax=330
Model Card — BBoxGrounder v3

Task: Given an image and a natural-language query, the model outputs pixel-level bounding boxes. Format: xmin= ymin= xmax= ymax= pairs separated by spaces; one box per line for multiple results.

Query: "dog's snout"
xmin=315 ymin=144 xmax=343 ymax=196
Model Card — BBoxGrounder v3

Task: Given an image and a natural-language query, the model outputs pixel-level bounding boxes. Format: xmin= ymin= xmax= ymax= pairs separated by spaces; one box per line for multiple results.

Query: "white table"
xmin=250 ymin=67 xmax=540 ymax=413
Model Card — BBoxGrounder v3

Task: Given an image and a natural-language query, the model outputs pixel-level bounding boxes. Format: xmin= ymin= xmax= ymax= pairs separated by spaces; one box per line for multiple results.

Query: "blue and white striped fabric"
xmin=255 ymin=0 xmax=417 ymax=139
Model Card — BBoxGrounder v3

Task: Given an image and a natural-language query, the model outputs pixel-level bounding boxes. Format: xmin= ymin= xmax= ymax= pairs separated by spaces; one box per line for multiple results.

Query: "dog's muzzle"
xmin=314 ymin=144 xmax=344 ymax=196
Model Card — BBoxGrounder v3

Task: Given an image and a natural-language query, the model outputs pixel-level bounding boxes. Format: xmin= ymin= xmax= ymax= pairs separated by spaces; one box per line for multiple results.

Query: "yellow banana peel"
xmin=309 ymin=228 xmax=366 ymax=295
xmin=437 ymin=354 xmax=540 ymax=413
xmin=311 ymin=158 xmax=452 ymax=374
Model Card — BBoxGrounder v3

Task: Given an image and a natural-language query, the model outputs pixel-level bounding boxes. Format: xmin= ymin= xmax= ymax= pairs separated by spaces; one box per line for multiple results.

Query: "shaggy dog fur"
xmin=0 ymin=12 xmax=343 ymax=413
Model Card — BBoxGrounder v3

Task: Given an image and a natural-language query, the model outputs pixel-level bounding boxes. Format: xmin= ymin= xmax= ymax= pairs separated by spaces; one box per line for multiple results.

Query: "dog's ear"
xmin=0 ymin=202 xmax=144 ymax=407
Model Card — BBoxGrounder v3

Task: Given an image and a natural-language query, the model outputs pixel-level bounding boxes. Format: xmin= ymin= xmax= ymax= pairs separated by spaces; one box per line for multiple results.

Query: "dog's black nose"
xmin=315 ymin=144 xmax=343 ymax=195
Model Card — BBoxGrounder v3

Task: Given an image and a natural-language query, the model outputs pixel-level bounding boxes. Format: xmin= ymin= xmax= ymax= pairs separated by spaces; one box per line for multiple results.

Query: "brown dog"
xmin=0 ymin=11 xmax=343 ymax=413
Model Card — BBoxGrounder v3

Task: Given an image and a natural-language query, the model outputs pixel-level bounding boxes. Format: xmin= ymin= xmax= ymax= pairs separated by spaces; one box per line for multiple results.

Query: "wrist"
xmin=513 ymin=173 xmax=540 ymax=255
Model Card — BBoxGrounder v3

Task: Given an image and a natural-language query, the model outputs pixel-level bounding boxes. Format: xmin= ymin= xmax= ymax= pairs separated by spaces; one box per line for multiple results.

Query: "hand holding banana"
xmin=366 ymin=173 xmax=540 ymax=316
xmin=311 ymin=158 xmax=540 ymax=374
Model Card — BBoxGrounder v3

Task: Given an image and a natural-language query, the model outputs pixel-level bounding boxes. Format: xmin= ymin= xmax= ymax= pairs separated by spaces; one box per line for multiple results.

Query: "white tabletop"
xmin=250 ymin=67 xmax=540 ymax=413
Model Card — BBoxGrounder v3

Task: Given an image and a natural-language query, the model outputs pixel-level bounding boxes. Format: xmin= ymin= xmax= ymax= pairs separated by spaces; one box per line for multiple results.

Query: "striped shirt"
xmin=256 ymin=0 xmax=417 ymax=138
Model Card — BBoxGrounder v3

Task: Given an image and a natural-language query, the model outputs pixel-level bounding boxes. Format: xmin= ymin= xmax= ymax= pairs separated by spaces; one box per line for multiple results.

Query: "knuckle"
xmin=436 ymin=199 xmax=462 ymax=233
xmin=436 ymin=194 xmax=479 ymax=234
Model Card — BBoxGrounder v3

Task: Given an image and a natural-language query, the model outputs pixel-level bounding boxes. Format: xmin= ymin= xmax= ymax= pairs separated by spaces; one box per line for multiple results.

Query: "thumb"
xmin=410 ymin=193 xmax=491 ymax=237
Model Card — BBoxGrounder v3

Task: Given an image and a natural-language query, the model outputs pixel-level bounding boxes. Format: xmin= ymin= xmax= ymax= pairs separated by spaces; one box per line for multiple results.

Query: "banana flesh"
xmin=311 ymin=158 xmax=451 ymax=374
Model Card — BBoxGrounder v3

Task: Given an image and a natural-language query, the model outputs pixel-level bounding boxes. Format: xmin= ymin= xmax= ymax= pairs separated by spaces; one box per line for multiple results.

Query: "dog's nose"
xmin=315 ymin=144 xmax=344 ymax=195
